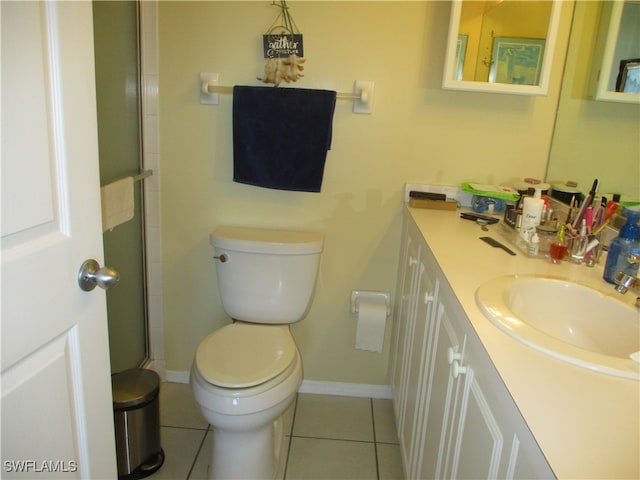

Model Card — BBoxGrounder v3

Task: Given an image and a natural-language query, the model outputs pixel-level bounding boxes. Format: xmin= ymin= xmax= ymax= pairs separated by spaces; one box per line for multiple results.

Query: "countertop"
xmin=407 ymin=206 xmax=639 ymax=479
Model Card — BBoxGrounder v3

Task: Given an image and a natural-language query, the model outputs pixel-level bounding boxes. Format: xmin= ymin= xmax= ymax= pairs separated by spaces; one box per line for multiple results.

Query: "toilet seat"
xmin=195 ymin=323 xmax=297 ymax=388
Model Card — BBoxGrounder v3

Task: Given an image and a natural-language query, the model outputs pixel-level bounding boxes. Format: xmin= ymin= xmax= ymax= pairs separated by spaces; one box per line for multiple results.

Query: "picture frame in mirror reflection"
xmin=489 ymin=37 xmax=546 ymax=86
xmin=617 ymin=59 xmax=640 ymax=93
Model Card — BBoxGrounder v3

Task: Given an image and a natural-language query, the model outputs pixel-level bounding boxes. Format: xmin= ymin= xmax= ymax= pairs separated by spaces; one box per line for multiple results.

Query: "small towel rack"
xmin=199 ymin=72 xmax=374 ymax=114
xmin=132 ymin=169 xmax=153 ymax=183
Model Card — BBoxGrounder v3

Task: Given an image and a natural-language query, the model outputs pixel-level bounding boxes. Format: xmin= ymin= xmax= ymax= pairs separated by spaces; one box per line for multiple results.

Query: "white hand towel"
xmin=101 ymin=177 xmax=134 ymax=232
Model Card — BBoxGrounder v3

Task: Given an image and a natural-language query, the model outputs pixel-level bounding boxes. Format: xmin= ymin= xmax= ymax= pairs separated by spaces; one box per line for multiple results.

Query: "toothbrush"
xmin=585 ymin=206 xmax=594 ymax=233
xmin=603 ymin=199 xmax=618 ymax=222
xmin=572 ymin=178 xmax=598 ymax=229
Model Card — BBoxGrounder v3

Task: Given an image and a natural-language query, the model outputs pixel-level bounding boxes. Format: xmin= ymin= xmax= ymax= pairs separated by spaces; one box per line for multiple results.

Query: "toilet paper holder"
xmin=350 ymin=290 xmax=391 ymax=317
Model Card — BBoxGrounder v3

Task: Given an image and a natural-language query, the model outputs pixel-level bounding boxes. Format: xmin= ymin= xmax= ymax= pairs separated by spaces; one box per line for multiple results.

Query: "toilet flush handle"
xmin=214 ymin=253 xmax=229 ymax=263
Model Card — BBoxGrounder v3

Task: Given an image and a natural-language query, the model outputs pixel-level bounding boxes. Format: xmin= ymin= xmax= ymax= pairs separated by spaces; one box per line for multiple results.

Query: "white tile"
xmin=373 ymin=398 xmax=399 ymax=444
xmin=147 ymin=262 xmax=163 ymax=296
xmin=285 ymin=437 xmax=377 ymax=480
xmin=157 ymin=389 xmax=403 ymax=480
xmin=293 ymin=393 xmax=374 ymax=442
xmin=140 ymin=1 xmax=158 ymax=75
xmin=144 ymin=153 xmax=161 ymax=191
xmin=147 ymin=293 xmax=163 ymax=337
xmin=154 ymin=426 xmax=207 ymax=480
xmin=144 ymin=74 xmax=159 ymax=116
xmin=149 ymin=325 xmax=165 ymax=361
xmin=144 ymin=114 xmax=159 ymax=155
xmin=160 ymin=382 xmax=209 ymax=430
xmin=189 ymin=430 xmax=211 ymax=480
xmin=146 ymin=226 xmax=162 ymax=262
xmin=376 ymin=443 xmax=404 ymax=480
xmin=144 ymin=188 xmax=161 ymax=227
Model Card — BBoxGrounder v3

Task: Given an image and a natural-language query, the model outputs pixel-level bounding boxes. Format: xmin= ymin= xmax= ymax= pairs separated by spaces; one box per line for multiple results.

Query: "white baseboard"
xmin=298 ymin=380 xmax=392 ymax=399
xmin=163 ymin=370 xmax=392 ymax=400
xmin=165 ymin=370 xmax=191 ymax=384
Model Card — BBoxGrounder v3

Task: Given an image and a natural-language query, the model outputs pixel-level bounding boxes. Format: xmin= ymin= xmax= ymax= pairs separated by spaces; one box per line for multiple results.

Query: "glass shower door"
xmin=93 ymin=1 xmax=148 ymax=373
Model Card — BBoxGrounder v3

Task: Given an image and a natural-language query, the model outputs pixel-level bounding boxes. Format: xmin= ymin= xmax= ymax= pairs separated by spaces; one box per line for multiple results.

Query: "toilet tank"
xmin=210 ymin=226 xmax=324 ymax=324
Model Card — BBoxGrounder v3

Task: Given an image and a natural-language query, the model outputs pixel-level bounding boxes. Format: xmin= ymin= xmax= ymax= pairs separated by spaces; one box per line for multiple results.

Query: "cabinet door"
xmin=418 ymin=301 xmax=466 ymax=480
xmin=391 ymin=226 xmax=421 ymax=441
xmin=405 ymin=258 xmax=439 ymax=478
xmin=441 ymin=296 xmax=555 ymax=479
xmin=457 ymin=345 xmax=555 ymax=479
xmin=398 ymin=254 xmax=426 ymax=472
xmin=438 ymin=291 xmax=506 ymax=479
xmin=449 ymin=366 xmax=504 ymax=479
xmin=390 ymin=219 xmax=411 ymax=397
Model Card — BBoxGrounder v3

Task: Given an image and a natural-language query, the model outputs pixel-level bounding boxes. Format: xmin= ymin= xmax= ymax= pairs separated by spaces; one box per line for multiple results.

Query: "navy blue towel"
xmin=232 ymin=86 xmax=337 ymax=192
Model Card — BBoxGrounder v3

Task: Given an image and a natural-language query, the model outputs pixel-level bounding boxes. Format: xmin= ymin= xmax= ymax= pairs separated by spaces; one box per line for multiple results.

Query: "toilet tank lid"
xmin=210 ymin=226 xmax=324 ymax=254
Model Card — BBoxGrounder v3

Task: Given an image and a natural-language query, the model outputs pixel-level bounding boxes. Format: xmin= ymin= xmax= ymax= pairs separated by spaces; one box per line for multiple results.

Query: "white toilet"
xmin=190 ymin=225 xmax=323 ymax=480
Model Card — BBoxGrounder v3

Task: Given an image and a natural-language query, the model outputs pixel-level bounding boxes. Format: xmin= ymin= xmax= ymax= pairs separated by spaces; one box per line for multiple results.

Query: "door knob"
xmin=447 ymin=347 xmax=462 ymax=365
xmin=78 ymin=259 xmax=120 ymax=291
xmin=451 ymin=361 xmax=467 ymax=379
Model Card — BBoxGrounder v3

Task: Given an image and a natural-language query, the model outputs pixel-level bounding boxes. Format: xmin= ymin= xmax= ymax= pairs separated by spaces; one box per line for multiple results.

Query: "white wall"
xmin=157 ymin=1 xmax=574 ymax=385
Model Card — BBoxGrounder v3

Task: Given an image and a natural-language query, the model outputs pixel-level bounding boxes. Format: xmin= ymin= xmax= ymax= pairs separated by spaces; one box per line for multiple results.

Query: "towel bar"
xmin=101 ymin=170 xmax=153 ymax=188
xmin=199 ymin=73 xmax=374 ymax=114
xmin=132 ymin=170 xmax=153 ymax=182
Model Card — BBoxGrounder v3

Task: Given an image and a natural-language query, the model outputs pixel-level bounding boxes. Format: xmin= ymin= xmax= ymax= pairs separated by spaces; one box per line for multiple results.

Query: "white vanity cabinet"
xmin=390 ymin=212 xmax=555 ymax=479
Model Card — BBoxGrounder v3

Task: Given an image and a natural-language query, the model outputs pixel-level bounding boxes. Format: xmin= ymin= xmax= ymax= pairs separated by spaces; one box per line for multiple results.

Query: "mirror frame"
xmin=442 ymin=0 xmax=562 ymax=96
xmin=593 ymin=0 xmax=640 ymax=104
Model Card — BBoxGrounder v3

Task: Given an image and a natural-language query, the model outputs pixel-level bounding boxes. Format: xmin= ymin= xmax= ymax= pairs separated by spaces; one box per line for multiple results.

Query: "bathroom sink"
xmin=476 ymin=275 xmax=640 ymax=380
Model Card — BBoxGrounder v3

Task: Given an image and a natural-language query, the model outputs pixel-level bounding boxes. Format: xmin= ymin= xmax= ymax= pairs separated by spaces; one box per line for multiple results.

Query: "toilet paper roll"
xmin=355 ymin=301 xmax=387 ymax=353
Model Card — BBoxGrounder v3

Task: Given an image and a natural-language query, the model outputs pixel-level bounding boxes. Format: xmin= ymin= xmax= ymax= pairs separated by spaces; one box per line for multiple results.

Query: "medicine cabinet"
xmin=593 ymin=0 xmax=640 ymax=104
xmin=442 ymin=0 xmax=562 ymax=96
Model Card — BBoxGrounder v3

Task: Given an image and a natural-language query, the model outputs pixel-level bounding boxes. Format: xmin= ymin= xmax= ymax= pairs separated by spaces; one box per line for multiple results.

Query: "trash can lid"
xmin=112 ymin=368 xmax=160 ymax=409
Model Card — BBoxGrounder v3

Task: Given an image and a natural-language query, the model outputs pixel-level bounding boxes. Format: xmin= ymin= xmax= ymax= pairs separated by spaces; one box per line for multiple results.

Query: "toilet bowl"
xmin=189 ymin=226 xmax=323 ymax=480
xmin=191 ymin=325 xmax=302 ymax=479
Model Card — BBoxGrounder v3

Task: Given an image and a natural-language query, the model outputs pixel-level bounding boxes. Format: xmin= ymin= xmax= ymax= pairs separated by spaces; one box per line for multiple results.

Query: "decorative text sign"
xmin=263 ymin=34 xmax=304 ymax=58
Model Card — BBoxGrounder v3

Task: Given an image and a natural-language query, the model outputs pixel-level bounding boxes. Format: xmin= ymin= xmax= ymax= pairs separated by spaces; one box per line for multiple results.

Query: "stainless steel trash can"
xmin=112 ymin=368 xmax=164 ymax=479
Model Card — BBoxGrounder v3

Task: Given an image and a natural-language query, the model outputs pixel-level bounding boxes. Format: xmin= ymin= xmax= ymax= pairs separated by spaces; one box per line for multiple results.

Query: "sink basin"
xmin=476 ymin=275 xmax=640 ymax=380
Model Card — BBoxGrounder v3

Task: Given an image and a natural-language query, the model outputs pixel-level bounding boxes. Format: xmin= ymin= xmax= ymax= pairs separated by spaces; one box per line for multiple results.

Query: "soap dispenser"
xmin=603 ymin=208 xmax=640 ymax=284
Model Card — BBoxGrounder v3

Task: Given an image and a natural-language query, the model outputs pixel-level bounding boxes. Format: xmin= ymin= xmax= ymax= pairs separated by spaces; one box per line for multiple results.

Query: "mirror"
xmin=593 ymin=0 xmax=640 ymax=103
xmin=547 ymin=1 xmax=640 ymax=201
xmin=443 ymin=0 xmax=562 ymax=95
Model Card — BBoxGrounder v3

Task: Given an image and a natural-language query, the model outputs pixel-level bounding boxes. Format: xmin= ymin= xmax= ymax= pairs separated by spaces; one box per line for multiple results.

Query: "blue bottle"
xmin=603 ymin=208 xmax=640 ymax=284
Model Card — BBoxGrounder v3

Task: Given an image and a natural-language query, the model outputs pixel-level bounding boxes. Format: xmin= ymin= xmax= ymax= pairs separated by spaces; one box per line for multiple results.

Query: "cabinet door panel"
xmin=390 ymin=221 xmax=411 ymax=396
xmin=400 ymin=258 xmax=426 ymax=467
xmin=393 ymin=232 xmax=421 ymax=463
xmin=418 ymin=302 xmax=465 ymax=479
xmin=510 ymin=436 xmax=550 ymax=480
xmin=454 ymin=369 xmax=504 ymax=479
xmin=406 ymin=261 xmax=438 ymax=478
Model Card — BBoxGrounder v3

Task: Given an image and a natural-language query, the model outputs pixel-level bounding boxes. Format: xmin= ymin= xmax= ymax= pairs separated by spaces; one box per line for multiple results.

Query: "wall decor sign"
xmin=258 ymin=1 xmax=306 ymax=86
xmin=489 ymin=37 xmax=546 ymax=86
xmin=263 ymin=33 xmax=303 ymax=58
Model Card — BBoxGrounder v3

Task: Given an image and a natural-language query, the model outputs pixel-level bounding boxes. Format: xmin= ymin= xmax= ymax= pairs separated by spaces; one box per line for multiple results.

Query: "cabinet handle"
xmin=451 ymin=361 xmax=467 ymax=379
xmin=409 ymin=256 xmax=418 ymax=266
xmin=424 ymin=293 xmax=434 ymax=304
xmin=447 ymin=347 xmax=462 ymax=365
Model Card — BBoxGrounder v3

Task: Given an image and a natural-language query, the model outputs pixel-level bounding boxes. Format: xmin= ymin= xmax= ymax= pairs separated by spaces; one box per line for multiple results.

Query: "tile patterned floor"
xmin=153 ymin=382 xmax=403 ymax=480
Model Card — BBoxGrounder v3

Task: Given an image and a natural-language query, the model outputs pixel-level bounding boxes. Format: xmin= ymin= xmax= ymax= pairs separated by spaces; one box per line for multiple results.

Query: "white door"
xmin=1 ymin=2 xmax=117 ymax=478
